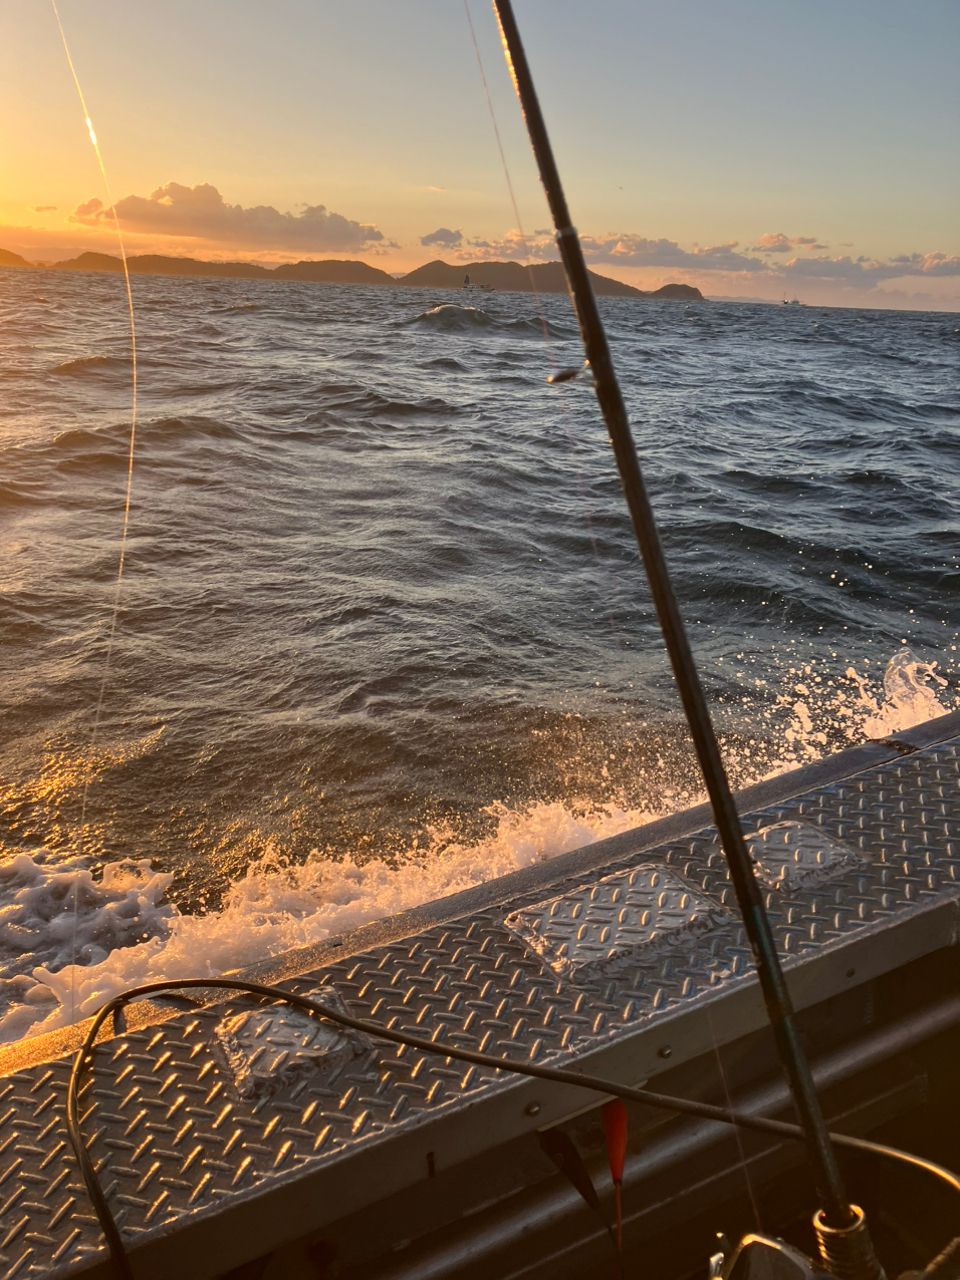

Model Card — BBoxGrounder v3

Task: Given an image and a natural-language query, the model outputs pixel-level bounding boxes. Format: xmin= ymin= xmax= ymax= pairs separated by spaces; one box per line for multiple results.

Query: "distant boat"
xmin=462 ymin=272 xmax=495 ymax=293
xmin=783 ymin=297 xmax=803 ymax=306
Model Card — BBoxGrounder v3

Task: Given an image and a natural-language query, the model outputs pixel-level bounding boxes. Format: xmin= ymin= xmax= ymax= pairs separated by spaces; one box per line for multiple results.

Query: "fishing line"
xmin=50 ymin=0 xmax=139 ymax=1017
xmin=707 ymin=1004 xmax=765 ymax=1232
xmin=465 ymin=0 xmax=638 ymax=795
xmin=463 ymin=0 xmax=553 ymax=347
xmin=67 ymin=977 xmax=960 ymax=1280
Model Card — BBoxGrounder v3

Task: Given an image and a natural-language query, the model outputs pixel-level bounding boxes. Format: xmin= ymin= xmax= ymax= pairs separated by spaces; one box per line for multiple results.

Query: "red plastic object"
xmin=602 ymin=1099 xmax=628 ymax=1256
xmin=602 ymin=1099 xmax=628 ymax=1184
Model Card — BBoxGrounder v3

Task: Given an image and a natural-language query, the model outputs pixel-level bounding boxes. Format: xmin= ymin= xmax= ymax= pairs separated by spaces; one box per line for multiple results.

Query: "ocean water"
xmin=0 ymin=266 xmax=957 ymax=1042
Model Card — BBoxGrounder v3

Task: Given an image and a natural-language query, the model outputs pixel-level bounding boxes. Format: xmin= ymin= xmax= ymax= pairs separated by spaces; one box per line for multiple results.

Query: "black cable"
xmin=490 ymin=0 xmax=856 ymax=1231
xmin=67 ymin=977 xmax=960 ymax=1279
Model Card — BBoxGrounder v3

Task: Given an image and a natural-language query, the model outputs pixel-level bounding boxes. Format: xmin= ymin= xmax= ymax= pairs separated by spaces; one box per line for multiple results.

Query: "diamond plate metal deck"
xmin=504 ymin=862 xmax=733 ymax=978
xmin=1 ymin=717 xmax=958 ymax=1279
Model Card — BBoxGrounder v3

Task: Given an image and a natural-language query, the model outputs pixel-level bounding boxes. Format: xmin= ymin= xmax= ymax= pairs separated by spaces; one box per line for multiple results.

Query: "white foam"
xmin=850 ymin=647 xmax=951 ymax=738
xmin=0 ymin=854 xmax=175 ymax=1042
xmin=0 ymin=799 xmax=653 ymax=1043
xmin=770 ymin=647 xmax=954 ymax=765
xmin=1 ymin=647 xmax=955 ymax=1045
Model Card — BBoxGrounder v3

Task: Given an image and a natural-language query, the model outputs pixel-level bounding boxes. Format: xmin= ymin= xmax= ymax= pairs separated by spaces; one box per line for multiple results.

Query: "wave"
xmin=1 ymin=649 xmax=953 ymax=1045
xmin=1 ymin=414 xmax=246 ymax=477
xmin=53 ymin=354 xmax=131 ymax=377
xmin=301 ymin=382 xmax=456 ymax=424
xmin=0 ymin=800 xmax=652 ymax=1043
xmin=816 ymin=331 xmax=930 ymax=368
xmin=503 ymin=314 xmax=568 ymax=337
xmin=407 ymin=303 xmax=566 ymax=338
xmin=141 ymin=414 xmax=242 ymax=442
xmin=409 ymin=303 xmax=495 ymax=331
xmin=0 ymin=479 xmax=47 ymax=508
xmin=422 ymin=355 xmax=468 ymax=372
xmin=51 ymin=415 xmax=241 ymax=453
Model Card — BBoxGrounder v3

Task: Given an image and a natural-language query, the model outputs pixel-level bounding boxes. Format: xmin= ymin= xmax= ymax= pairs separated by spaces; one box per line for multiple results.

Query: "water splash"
xmin=2 ymin=646 xmax=956 ymax=1045
xmin=770 ymin=647 xmax=954 ymax=763
xmin=849 ymin=647 xmax=951 ymax=738
xmin=0 ymin=854 xmax=173 ymax=1042
xmin=0 ymin=798 xmax=652 ymax=1043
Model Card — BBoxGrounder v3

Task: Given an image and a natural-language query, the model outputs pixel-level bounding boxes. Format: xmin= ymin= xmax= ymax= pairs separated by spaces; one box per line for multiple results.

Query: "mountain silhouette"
xmin=1 ymin=247 xmax=703 ymax=300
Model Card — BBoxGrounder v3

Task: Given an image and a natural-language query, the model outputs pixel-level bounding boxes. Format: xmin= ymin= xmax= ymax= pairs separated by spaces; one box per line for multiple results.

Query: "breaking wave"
xmin=409 ymin=303 xmax=495 ymax=330
xmin=408 ymin=302 xmax=565 ymax=337
xmin=0 ymin=648 xmax=953 ymax=1045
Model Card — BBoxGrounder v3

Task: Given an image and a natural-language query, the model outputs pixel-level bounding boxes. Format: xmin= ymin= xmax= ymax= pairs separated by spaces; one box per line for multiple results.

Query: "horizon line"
xmin=0 ymin=247 xmax=704 ymax=300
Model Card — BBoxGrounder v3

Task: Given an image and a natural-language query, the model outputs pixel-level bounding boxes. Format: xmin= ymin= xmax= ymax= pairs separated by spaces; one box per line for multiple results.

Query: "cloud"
xmin=461 ymin=228 xmax=541 ymax=260
xmin=783 ymin=251 xmax=960 ymax=284
xmin=420 ymin=226 xmax=463 ymax=248
xmin=578 ymin=234 xmax=767 ymax=273
xmin=33 ymin=205 xmax=57 ymax=213
xmin=72 ymin=182 xmax=384 ymax=252
xmin=460 ymin=228 xmax=766 ymax=272
xmin=457 ymin=224 xmax=959 ymax=292
xmin=459 ymin=228 xmax=787 ymax=273
xmin=752 ymin=231 xmax=828 ymax=254
xmin=58 ymin=187 xmax=960 ymax=297
xmin=753 ymin=232 xmax=793 ymax=254
xmin=910 ymin=251 xmax=960 ymax=277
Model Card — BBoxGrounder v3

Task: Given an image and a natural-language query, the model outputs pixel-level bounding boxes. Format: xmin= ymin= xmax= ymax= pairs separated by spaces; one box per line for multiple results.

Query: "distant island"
xmin=0 ymin=248 xmax=32 ymax=268
xmin=0 ymin=247 xmax=704 ymax=301
xmin=399 ymin=260 xmax=701 ymax=300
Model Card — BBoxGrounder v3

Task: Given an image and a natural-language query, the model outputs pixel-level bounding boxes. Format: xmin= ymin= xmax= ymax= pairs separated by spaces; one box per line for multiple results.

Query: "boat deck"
xmin=1 ymin=712 xmax=958 ymax=1279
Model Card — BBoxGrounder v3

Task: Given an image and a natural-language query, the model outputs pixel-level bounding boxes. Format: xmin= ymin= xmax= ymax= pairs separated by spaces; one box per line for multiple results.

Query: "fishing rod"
xmin=490 ymin=3 xmax=883 ymax=1275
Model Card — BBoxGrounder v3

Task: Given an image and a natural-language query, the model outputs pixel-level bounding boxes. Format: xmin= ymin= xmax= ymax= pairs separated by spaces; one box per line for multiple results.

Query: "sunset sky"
xmin=1 ymin=0 xmax=958 ymax=309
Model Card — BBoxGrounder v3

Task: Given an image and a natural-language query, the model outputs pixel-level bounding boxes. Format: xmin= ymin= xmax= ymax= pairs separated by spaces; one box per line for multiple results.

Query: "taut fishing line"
xmin=707 ymin=1004 xmax=765 ymax=1233
xmin=463 ymin=0 xmax=624 ymax=650
xmin=463 ymin=0 xmax=554 ymax=349
xmin=50 ymin=0 xmax=139 ymax=1018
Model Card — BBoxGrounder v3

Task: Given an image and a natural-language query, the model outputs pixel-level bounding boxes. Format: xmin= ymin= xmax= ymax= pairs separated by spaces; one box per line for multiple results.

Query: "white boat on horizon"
xmin=462 ymin=272 xmax=495 ymax=293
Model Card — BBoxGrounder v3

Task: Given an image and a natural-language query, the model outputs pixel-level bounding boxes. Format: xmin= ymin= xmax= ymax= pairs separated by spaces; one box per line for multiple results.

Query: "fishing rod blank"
xmin=489 ymin=3 xmax=884 ymax=1274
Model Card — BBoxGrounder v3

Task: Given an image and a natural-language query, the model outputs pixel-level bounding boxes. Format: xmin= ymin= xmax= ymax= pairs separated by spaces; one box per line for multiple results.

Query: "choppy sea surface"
xmin=0 ymin=266 xmax=957 ymax=1042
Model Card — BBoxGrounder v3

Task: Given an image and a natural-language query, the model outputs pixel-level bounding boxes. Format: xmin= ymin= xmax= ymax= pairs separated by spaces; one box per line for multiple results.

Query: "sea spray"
xmin=0 ymin=799 xmax=655 ymax=1042
xmin=775 ymin=647 xmax=953 ymax=759
xmin=2 ymin=648 xmax=955 ymax=1045
xmin=853 ymin=648 xmax=951 ymax=738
